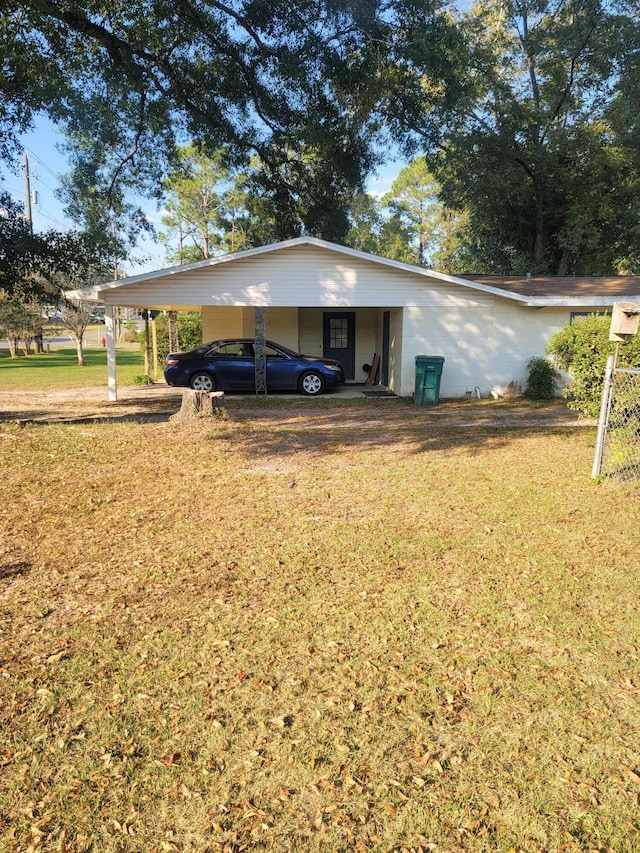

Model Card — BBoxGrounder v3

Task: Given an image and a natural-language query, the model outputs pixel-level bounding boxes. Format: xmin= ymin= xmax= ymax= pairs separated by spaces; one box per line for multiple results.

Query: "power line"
xmin=23 ymin=146 xmax=62 ymax=182
xmin=34 ymin=207 xmax=72 ymax=230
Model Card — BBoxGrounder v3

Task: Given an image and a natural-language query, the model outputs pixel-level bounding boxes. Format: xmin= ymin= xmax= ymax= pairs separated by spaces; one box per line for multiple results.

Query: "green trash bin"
xmin=415 ymin=355 xmax=445 ymax=406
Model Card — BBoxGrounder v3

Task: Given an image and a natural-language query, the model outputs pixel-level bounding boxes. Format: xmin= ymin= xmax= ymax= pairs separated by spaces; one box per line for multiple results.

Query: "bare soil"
xmin=0 ymin=383 xmax=595 ymax=430
xmin=0 ymin=384 xmax=593 ymax=429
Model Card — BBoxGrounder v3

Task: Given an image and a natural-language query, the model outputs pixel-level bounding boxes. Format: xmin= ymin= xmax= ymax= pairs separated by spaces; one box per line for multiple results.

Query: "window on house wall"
xmin=570 ymin=311 xmax=610 ymax=324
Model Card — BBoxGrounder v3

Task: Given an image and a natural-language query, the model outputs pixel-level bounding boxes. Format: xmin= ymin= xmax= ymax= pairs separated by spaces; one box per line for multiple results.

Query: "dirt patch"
xmin=0 ymin=385 xmax=183 ymax=423
xmin=0 ymin=384 xmax=593 ymax=428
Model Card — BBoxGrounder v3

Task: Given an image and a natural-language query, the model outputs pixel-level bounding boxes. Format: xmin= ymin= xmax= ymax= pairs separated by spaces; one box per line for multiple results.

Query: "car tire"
xmin=299 ymin=371 xmax=325 ymax=396
xmin=190 ymin=372 xmax=216 ymax=392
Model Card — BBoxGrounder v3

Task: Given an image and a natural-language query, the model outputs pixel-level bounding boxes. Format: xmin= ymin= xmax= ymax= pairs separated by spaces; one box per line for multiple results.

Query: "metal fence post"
xmin=592 ymin=354 xmax=616 ymax=478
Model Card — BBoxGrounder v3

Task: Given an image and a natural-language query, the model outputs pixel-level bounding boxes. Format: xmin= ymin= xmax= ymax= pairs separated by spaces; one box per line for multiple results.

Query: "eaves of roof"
xmin=458 ymin=274 xmax=640 ymax=307
xmin=65 ymin=238 xmax=640 ymax=308
xmin=65 ymin=237 xmax=531 ymax=304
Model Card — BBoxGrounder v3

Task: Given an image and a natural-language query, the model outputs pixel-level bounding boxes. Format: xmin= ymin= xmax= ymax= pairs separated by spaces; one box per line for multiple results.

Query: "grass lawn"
xmin=0 ymin=402 xmax=638 ymax=852
xmin=0 ymin=347 xmax=146 ymax=390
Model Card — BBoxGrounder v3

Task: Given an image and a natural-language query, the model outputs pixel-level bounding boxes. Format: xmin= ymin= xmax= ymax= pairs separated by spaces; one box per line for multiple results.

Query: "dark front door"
xmin=323 ymin=312 xmax=355 ymax=379
xmin=381 ymin=311 xmax=390 ymax=386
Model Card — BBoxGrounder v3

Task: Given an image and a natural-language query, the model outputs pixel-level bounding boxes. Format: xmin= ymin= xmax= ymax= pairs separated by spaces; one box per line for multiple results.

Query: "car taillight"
xmin=166 ymin=357 xmax=180 ymax=366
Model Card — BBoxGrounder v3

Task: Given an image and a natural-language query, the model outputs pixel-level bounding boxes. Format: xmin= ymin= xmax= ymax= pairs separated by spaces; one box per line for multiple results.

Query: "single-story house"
xmin=66 ymin=236 xmax=640 ymax=401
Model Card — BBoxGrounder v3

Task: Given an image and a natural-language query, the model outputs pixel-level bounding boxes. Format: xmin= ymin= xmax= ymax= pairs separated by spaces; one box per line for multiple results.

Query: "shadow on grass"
xmin=0 ymin=561 xmax=31 ymax=582
xmin=1 ymin=396 xmax=593 ymax=457
xmin=222 ymin=396 xmax=592 ymax=457
xmin=227 ymin=417 xmax=594 ymax=459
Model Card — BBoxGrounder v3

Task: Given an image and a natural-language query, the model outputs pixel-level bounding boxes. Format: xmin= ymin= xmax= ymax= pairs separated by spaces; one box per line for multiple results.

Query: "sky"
xmin=4 ymin=118 xmax=405 ymax=277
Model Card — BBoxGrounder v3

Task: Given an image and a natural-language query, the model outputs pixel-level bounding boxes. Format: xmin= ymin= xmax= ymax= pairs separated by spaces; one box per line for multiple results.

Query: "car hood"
xmin=301 ymin=355 xmax=343 ymax=367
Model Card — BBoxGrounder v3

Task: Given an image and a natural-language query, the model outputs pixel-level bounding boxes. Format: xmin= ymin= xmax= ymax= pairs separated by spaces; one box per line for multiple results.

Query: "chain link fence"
xmin=598 ymin=365 xmax=640 ymax=480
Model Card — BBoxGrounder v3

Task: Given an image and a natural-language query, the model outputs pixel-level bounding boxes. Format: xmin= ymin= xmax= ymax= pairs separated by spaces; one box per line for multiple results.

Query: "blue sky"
xmin=5 ymin=117 xmax=404 ymax=275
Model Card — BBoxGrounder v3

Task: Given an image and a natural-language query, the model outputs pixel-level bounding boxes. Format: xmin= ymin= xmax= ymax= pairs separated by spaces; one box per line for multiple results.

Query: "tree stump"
xmin=171 ymin=389 xmax=226 ymax=422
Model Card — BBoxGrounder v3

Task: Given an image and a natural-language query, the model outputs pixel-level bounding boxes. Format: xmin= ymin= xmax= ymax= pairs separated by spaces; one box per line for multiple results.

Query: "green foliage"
xmin=132 ymin=373 xmax=155 ymax=385
xmin=0 ymin=190 xmax=114 ymax=301
xmin=417 ymin=1 xmax=640 ymax=274
xmin=152 ymin=312 xmax=203 ymax=364
xmin=382 ymin=157 xmax=440 ymax=266
xmin=547 ymin=314 xmax=640 ymax=416
xmin=523 ymin=356 xmax=560 ymax=400
xmin=3 ymin=1 xmax=426 ymax=247
xmin=0 ymin=293 xmax=40 ymax=355
xmin=161 ymin=146 xmax=230 ymax=263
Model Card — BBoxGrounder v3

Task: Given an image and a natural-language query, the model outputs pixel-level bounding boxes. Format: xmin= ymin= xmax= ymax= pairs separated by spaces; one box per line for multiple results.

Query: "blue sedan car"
xmin=164 ymin=339 xmax=346 ymax=396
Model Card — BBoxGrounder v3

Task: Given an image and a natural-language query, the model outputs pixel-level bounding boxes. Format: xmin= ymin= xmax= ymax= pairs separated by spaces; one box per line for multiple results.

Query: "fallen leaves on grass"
xmin=0 ymin=405 xmax=639 ymax=852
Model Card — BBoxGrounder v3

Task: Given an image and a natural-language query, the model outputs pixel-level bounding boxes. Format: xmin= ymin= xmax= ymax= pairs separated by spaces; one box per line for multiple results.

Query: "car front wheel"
xmin=299 ymin=371 xmax=325 ymax=396
xmin=190 ymin=372 xmax=216 ymax=392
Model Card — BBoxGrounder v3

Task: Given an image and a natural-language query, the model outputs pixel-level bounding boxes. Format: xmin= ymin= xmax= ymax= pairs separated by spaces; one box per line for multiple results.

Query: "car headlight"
xmin=322 ymin=364 xmax=340 ymax=371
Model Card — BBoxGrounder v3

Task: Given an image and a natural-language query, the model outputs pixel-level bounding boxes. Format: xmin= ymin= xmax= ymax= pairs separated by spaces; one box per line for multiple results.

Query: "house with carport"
xmin=66 ymin=236 xmax=640 ymax=401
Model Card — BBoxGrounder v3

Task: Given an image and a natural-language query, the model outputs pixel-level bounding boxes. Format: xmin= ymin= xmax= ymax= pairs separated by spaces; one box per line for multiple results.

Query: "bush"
xmin=523 ymin=356 xmax=559 ymax=399
xmin=141 ymin=312 xmax=203 ymax=365
xmin=546 ymin=314 xmax=640 ymax=417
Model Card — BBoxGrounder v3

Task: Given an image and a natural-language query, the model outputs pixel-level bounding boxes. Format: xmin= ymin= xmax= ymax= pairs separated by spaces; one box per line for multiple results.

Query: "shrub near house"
xmin=144 ymin=312 xmax=203 ymax=365
xmin=547 ymin=314 xmax=640 ymax=417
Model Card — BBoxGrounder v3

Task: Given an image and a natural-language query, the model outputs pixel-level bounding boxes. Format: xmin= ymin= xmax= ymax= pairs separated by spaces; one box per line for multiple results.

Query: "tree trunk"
xmin=171 ymin=390 xmax=226 ymax=422
xmin=557 ymin=248 xmax=569 ymax=276
xmin=75 ymin=337 xmax=85 ymax=366
xmin=532 ymin=178 xmax=546 ymax=273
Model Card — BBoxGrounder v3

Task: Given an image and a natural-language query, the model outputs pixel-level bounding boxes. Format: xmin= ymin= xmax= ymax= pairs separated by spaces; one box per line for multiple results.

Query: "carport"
xmin=65 ymin=237 xmax=415 ymax=401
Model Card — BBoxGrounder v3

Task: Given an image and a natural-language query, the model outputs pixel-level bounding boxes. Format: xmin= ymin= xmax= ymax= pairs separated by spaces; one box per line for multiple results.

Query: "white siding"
xmin=103 ymin=245 xmax=493 ymax=311
xmin=401 ymin=303 xmax=496 ymax=397
xmin=399 ymin=300 xmax=581 ymax=398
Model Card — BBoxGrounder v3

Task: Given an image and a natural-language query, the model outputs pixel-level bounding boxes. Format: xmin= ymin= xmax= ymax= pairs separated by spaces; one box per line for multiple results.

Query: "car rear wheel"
xmin=190 ymin=372 xmax=216 ymax=392
xmin=299 ymin=371 xmax=325 ymax=396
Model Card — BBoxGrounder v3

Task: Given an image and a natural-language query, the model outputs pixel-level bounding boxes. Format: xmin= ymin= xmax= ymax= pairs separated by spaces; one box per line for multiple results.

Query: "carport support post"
xmin=254 ymin=307 xmax=267 ymax=395
xmin=105 ymin=304 xmax=117 ymax=401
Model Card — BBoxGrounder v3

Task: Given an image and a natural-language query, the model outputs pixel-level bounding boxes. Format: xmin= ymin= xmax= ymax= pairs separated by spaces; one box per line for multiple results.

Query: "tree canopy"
xmin=0 ymin=190 xmax=113 ymax=299
xmin=3 ymin=1 xmax=640 ymax=275
xmin=1 ymin=1 xmax=459 ymax=244
xmin=415 ymin=0 xmax=640 ymax=274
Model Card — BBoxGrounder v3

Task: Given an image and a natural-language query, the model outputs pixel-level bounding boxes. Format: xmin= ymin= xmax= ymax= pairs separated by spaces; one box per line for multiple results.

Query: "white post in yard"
xmin=105 ymin=304 xmax=117 ymax=401
xmin=591 ymin=354 xmax=615 ymax=479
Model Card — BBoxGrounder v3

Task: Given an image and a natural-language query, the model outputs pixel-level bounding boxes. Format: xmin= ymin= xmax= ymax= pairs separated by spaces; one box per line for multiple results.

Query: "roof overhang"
xmin=524 ymin=296 xmax=640 ymax=308
xmin=64 ymin=236 xmax=533 ymax=306
xmin=64 ymin=236 xmax=640 ymax=309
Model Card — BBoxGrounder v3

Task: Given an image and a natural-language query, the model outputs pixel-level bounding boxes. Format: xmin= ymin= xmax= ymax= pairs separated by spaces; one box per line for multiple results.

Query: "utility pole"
xmin=23 ymin=151 xmax=33 ymax=232
xmin=23 ymin=150 xmax=44 ymax=352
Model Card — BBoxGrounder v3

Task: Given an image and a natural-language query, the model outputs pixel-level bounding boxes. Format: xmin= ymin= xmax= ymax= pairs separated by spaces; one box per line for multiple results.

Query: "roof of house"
xmin=459 ymin=274 xmax=640 ymax=302
xmin=65 ymin=237 xmax=640 ymax=308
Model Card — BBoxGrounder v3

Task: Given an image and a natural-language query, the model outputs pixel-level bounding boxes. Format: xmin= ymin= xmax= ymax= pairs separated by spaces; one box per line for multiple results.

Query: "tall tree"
xmin=160 ymin=146 xmax=232 ymax=264
xmin=382 ymin=157 xmax=440 ymax=265
xmin=1 ymin=1 xmax=462 ymax=249
xmin=0 ymin=191 xmax=108 ymax=298
xmin=409 ymin=0 xmax=640 ymax=275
